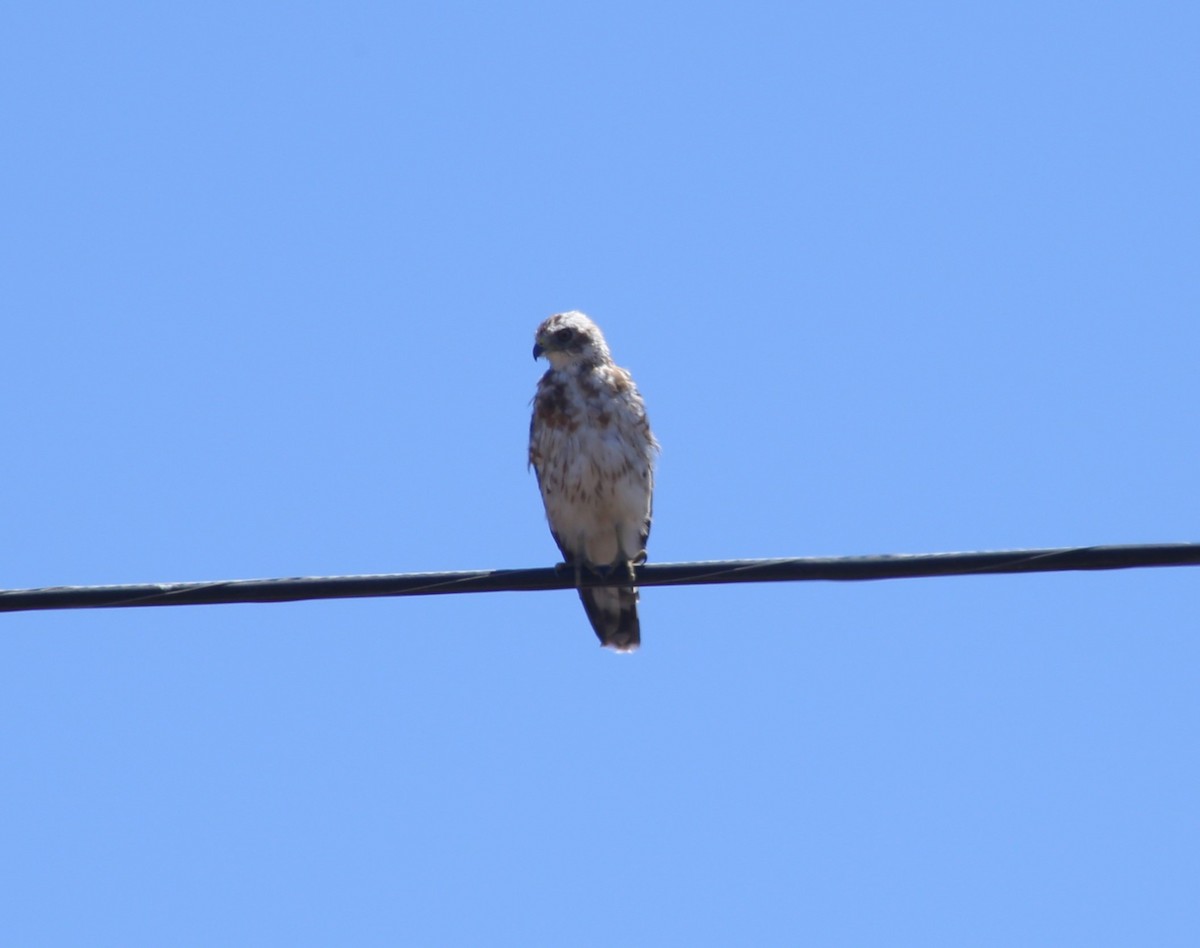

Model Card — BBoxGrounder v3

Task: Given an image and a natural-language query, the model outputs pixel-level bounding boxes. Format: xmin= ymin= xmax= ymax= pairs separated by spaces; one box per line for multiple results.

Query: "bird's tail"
xmin=578 ymin=584 xmax=640 ymax=652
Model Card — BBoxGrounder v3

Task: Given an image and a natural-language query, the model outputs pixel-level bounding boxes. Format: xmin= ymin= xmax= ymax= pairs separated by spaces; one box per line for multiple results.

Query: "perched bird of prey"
xmin=529 ymin=312 xmax=658 ymax=651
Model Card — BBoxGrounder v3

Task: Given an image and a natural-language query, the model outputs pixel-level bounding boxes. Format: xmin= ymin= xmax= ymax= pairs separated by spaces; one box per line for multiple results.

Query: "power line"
xmin=0 ymin=542 xmax=1196 ymax=615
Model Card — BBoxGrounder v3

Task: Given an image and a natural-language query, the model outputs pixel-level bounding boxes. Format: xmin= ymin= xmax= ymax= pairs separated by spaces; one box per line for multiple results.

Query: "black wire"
xmin=0 ymin=543 xmax=1196 ymax=615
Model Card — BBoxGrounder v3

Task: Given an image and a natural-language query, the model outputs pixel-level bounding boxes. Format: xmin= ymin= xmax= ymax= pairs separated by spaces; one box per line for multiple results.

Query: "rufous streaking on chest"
xmin=529 ymin=311 xmax=658 ymax=652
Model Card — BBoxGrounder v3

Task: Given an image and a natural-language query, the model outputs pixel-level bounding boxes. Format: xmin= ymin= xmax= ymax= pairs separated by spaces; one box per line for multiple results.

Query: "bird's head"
xmin=532 ymin=311 xmax=611 ymax=370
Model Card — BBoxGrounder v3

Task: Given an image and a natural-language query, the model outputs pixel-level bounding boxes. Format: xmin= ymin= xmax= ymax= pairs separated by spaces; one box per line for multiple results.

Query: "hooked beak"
xmin=532 ymin=341 xmax=545 ymax=360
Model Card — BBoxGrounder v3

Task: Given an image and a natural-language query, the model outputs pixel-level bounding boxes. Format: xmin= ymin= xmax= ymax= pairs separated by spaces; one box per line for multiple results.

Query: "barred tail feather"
xmin=578 ymin=585 xmax=640 ymax=652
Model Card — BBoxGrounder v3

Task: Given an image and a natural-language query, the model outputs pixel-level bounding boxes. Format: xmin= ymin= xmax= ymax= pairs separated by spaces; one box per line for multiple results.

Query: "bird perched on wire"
xmin=529 ymin=311 xmax=659 ymax=651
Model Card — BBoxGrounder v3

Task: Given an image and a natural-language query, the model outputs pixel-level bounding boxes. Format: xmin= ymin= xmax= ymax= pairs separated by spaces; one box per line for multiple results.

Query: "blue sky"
xmin=3 ymin=2 xmax=1197 ymax=944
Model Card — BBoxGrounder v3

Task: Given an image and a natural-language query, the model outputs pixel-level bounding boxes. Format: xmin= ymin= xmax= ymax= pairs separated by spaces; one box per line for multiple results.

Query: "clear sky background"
xmin=3 ymin=2 xmax=1197 ymax=945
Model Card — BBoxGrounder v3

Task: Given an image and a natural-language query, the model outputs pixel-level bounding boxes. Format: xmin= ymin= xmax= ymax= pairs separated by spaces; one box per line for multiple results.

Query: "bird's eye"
xmin=554 ymin=328 xmax=574 ymax=344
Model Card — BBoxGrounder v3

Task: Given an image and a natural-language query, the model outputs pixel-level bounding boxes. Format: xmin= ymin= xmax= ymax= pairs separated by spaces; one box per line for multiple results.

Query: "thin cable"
xmin=0 ymin=542 xmax=1196 ymax=615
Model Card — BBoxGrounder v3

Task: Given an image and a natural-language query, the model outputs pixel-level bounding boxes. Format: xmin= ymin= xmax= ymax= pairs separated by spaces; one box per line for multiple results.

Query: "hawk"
xmin=529 ymin=311 xmax=658 ymax=651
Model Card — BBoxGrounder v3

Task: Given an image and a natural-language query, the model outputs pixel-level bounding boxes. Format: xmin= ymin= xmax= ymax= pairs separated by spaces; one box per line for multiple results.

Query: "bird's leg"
xmin=611 ymin=525 xmax=644 ymax=582
xmin=624 ymin=547 xmax=647 ymax=582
